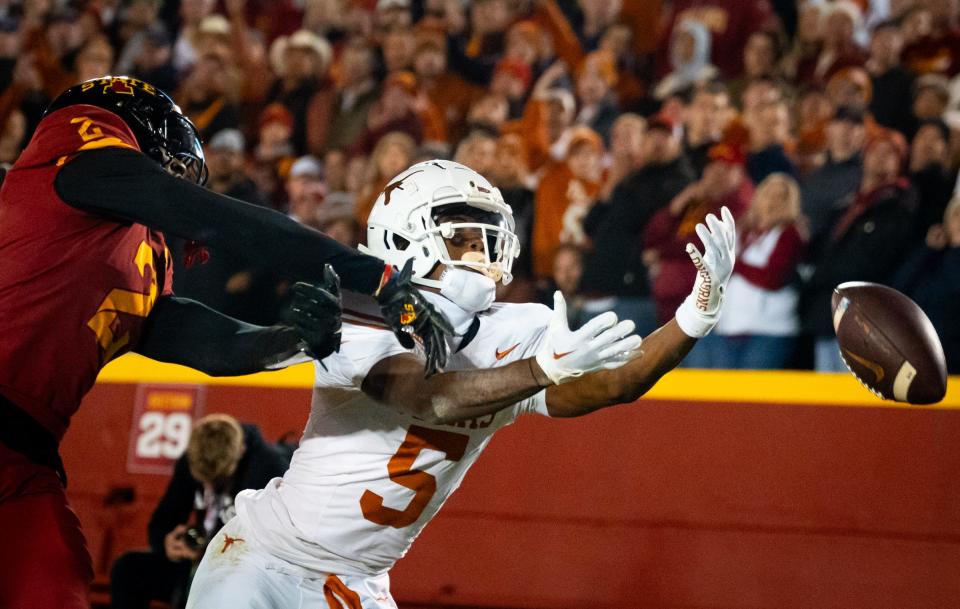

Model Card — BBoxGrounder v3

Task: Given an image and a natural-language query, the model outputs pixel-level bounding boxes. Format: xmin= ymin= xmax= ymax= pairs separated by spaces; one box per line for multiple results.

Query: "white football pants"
xmin=185 ymin=516 xmax=396 ymax=609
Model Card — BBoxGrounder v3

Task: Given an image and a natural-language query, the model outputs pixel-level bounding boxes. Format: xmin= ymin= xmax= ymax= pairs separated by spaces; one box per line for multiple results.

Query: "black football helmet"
xmin=45 ymin=76 xmax=208 ymax=185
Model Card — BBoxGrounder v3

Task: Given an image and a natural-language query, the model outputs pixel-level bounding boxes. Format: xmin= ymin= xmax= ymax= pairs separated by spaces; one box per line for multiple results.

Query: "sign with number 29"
xmin=126 ymin=384 xmax=205 ymax=474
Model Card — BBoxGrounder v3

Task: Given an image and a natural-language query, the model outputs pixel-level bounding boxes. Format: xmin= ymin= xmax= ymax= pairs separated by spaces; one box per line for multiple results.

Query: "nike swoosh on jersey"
xmin=495 ymin=343 xmax=520 ymax=360
xmin=553 ymin=350 xmax=574 ymax=359
xmin=843 ymin=349 xmax=885 ymax=383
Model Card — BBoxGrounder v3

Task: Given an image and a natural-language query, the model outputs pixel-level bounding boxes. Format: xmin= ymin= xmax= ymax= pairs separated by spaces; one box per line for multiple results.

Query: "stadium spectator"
xmin=703 ymin=173 xmax=805 ymax=369
xmin=579 ymin=115 xmax=693 ymax=336
xmin=532 ymin=126 xmax=603 ymax=279
xmin=797 ymin=1 xmax=866 ymax=87
xmin=490 ymin=57 xmax=533 ymax=119
xmin=746 ymin=97 xmax=796 ymax=183
xmin=488 ymin=132 xmax=535 ymax=278
xmin=172 ymin=0 xmax=218 ymax=72
xmin=177 ymin=51 xmax=242 ymax=140
xmin=866 ymin=19 xmax=914 ymax=135
xmin=600 ymin=112 xmax=646 ymax=201
xmin=283 ymin=155 xmax=326 ymax=227
xmin=800 ymin=130 xmax=918 ymax=372
xmin=683 ymin=81 xmax=733 ymax=176
xmin=354 ymin=130 xmax=417 ymax=225
xmin=793 ymin=86 xmax=834 ymax=172
xmin=893 ymin=198 xmax=960 ymax=374
xmin=537 ymin=242 xmax=586 ymax=328
xmin=909 ymin=119 xmax=956 ymax=239
xmin=661 ymin=0 xmax=777 ymax=78
xmin=908 ymin=74 xmax=950 ymax=136
xmin=729 ymin=30 xmax=786 ymax=103
xmin=266 ymin=29 xmax=332 ymax=155
xmin=901 ymin=4 xmax=958 ymax=76
xmin=109 ymin=414 xmax=288 ymax=609
xmin=453 ymin=129 xmax=498 ymax=178
xmin=128 ymin=25 xmax=177 ymax=94
xmin=654 ymin=19 xmax=718 ymax=101
xmin=801 ymin=105 xmax=865 ymax=245
xmin=644 ymin=142 xmax=752 ymax=329
xmin=783 ymin=0 xmax=827 ymax=82
xmin=412 ymin=28 xmax=480 ymax=142
xmin=305 ymin=38 xmax=376 ymax=153
xmin=381 ymin=26 xmax=416 ymax=74
xmin=573 ymin=50 xmax=620 ymax=144
xmin=351 ymin=70 xmax=427 ymax=156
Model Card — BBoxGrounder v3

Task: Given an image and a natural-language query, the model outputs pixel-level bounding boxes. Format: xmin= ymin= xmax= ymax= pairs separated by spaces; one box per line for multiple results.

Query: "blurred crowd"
xmin=1 ymin=0 xmax=958 ymax=373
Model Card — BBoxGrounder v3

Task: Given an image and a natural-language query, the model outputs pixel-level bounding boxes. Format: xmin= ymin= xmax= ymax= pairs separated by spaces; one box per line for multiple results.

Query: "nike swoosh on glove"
xmin=535 ymin=291 xmax=643 ymax=385
xmin=376 ymin=258 xmax=454 ymax=376
xmin=675 ymin=206 xmax=737 ymax=338
xmin=286 ymin=264 xmax=342 ymax=360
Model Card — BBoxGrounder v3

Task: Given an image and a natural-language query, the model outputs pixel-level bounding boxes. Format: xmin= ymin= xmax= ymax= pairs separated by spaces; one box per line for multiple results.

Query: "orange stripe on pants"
xmin=323 ymin=574 xmax=362 ymax=609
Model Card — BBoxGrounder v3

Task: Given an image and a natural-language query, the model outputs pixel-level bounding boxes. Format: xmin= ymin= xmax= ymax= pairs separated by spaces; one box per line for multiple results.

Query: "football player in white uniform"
xmin=186 ymin=160 xmax=736 ymax=609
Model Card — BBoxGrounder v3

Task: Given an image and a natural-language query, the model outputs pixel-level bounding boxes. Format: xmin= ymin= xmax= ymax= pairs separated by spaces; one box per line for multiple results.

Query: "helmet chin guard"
xmin=359 ymin=160 xmax=521 ymax=288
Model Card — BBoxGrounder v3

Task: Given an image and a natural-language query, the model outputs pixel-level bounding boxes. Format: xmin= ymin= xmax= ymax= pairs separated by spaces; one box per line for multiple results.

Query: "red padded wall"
xmin=63 ymin=381 xmax=960 ymax=609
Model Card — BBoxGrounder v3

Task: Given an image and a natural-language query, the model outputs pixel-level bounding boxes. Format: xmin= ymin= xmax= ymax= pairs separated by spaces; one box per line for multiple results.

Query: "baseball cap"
xmin=289 ymin=155 xmax=324 ymax=179
xmin=208 ymin=129 xmax=245 ymax=153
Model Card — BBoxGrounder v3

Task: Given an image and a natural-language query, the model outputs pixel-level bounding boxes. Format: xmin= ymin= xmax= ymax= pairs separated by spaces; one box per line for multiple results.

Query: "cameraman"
xmin=110 ymin=414 xmax=288 ymax=609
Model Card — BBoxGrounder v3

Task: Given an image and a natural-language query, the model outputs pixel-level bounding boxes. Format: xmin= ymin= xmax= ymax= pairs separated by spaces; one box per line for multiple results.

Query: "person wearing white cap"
xmin=284 ymin=155 xmax=327 ymax=226
xmin=267 ymin=30 xmax=333 ymax=154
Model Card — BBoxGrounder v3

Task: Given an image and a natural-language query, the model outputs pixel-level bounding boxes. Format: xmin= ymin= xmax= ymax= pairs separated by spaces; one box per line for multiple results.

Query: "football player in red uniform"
xmin=0 ymin=76 xmax=451 ymax=609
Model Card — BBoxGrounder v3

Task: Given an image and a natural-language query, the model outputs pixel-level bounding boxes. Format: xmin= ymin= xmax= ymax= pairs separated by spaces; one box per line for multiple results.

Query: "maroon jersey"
xmin=0 ymin=105 xmax=174 ymax=440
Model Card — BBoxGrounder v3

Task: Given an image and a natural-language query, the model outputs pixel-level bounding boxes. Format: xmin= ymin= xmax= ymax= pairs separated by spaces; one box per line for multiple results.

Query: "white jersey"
xmin=236 ymin=295 xmax=552 ymax=577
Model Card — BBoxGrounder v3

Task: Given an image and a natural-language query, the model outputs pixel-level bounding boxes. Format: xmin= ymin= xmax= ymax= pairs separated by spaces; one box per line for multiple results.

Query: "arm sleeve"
xmin=135 ymin=296 xmax=309 ymax=376
xmin=148 ymin=457 xmax=196 ymax=554
xmin=53 ymin=148 xmax=385 ymax=294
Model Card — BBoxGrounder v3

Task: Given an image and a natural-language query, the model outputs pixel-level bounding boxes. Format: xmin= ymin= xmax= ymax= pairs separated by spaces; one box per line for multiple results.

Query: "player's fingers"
xmin=323 ymin=264 xmax=341 ymax=297
xmin=686 ymin=242 xmax=706 ymax=270
xmin=577 ymin=310 xmax=618 ymax=339
xmin=705 ymin=213 xmax=729 ymax=260
xmin=398 ymin=258 xmax=414 ymax=283
xmin=721 ymin=206 xmax=736 ymax=244
xmin=597 ymin=334 xmax=643 ymax=360
xmin=551 ymin=291 xmax=568 ymax=329
xmin=695 ymin=223 xmax=716 ymax=256
xmin=590 ymin=319 xmax=635 ymax=350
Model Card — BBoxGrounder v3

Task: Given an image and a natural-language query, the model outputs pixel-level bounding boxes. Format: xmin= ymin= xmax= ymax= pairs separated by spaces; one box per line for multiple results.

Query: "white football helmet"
xmin=359 ymin=159 xmax=521 ymax=288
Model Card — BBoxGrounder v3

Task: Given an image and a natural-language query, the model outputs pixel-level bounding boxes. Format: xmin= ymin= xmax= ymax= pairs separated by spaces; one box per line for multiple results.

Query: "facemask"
xmin=439 ymin=267 xmax=496 ymax=313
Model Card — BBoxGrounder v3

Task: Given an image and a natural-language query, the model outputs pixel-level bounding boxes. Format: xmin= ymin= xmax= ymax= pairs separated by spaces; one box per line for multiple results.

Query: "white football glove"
xmin=675 ymin=206 xmax=737 ymax=338
xmin=535 ymin=291 xmax=643 ymax=385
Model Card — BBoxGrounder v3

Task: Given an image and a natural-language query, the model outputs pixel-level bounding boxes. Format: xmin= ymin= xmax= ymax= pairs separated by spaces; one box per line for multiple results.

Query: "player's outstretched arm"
xmin=362 ymin=293 xmax=640 ymax=425
xmin=54 ymin=148 xmax=453 ymax=374
xmin=545 ymin=207 xmax=737 ymax=417
xmin=135 ymin=265 xmax=343 ymax=374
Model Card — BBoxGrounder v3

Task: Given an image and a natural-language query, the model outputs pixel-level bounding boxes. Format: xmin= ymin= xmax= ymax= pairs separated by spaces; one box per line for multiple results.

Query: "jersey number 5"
xmin=360 ymin=425 xmax=469 ymax=528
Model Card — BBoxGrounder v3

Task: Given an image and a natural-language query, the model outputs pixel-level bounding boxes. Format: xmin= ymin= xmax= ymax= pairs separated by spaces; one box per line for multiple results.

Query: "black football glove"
xmin=376 ymin=259 xmax=453 ymax=376
xmin=285 ymin=264 xmax=342 ymax=360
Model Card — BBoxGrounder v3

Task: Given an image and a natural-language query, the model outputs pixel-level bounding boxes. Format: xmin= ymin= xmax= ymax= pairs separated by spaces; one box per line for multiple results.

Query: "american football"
xmin=832 ymin=282 xmax=947 ymax=404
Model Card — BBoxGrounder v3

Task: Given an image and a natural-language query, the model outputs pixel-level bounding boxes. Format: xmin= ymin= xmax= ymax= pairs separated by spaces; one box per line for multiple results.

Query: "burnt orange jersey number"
xmin=360 ymin=425 xmax=469 ymax=528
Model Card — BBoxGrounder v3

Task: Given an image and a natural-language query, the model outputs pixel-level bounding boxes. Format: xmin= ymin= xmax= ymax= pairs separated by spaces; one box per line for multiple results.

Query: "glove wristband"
xmin=675 ymin=294 xmax=721 ymax=339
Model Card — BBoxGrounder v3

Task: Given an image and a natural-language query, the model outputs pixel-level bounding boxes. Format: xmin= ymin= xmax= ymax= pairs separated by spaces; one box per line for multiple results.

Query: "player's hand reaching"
xmin=376 ymin=259 xmax=453 ymax=376
xmin=286 ymin=264 xmax=342 ymax=360
xmin=534 ymin=291 xmax=642 ymax=385
xmin=675 ymin=206 xmax=737 ymax=338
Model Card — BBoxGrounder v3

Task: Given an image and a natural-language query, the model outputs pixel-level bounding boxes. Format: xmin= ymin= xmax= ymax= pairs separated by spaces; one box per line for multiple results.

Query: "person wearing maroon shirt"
xmin=703 ymin=173 xmax=806 ymax=369
xmin=660 ymin=0 xmax=779 ymax=78
xmin=643 ymin=142 xmax=752 ymax=334
xmin=0 ymin=76 xmax=451 ymax=609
